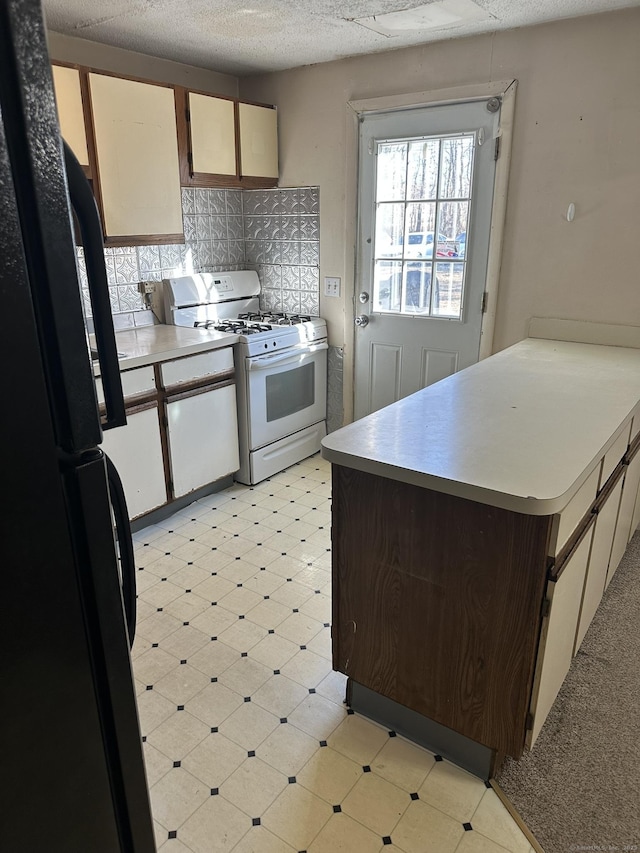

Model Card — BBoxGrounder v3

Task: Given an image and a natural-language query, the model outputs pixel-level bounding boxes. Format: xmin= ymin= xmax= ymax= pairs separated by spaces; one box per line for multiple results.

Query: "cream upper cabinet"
xmin=238 ymin=103 xmax=278 ymax=179
xmin=89 ymin=73 xmax=183 ymax=239
xmin=189 ymin=93 xmax=236 ymax=176
xmin=51 ymin=65 xmax=89 ymax=167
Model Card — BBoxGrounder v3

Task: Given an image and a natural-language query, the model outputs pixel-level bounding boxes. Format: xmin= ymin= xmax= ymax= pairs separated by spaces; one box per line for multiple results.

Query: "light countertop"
xmin=92 ymin=324 xmax=238 ymax=373
xmin=321 ymin=338 xmax=640 ymax=515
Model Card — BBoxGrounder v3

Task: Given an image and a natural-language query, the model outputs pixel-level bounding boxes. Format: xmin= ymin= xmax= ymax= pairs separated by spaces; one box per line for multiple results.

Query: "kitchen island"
xmin=321 ymin=334 xmax=640 ymax=777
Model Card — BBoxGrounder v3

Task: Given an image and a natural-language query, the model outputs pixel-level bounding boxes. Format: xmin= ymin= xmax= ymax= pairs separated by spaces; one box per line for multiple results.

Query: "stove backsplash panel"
xmin=243 ymin=187 xmax=320 ymax=317
xmin=77 ymin=186 xmax=320 ymax=322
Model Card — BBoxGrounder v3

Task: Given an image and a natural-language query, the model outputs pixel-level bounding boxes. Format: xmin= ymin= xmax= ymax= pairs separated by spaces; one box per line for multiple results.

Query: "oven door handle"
xmin=247 ymin=341 xmax=328 ymax=371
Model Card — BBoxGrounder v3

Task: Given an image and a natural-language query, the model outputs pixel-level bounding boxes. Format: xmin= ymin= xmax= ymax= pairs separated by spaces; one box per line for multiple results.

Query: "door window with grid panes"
xmin=373 ymin=134 xmax=474 ymax=319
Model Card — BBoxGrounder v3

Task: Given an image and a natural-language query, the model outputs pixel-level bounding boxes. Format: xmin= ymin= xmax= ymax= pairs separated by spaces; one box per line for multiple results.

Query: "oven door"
xmin=246 ymin=342 xmax=328 ymax=450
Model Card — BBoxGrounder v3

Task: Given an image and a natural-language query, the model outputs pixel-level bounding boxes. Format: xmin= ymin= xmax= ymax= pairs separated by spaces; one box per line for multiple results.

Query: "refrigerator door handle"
xmin=63 ymin=141 xmax=126 ymax=431
xmin=105 ymin=453 xmax=137 ymax=648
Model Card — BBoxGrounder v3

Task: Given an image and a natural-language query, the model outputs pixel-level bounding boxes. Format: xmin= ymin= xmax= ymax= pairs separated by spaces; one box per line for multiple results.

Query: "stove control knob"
xmin=355 ymin=315 xmax=369 ymax=328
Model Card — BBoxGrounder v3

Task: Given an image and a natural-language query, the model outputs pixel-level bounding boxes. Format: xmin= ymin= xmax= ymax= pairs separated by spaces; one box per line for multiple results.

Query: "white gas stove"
xmin=153 ymin=272 xmax=328 ymax=485
xmin=196 ymin=312 xmax=327 ymax=357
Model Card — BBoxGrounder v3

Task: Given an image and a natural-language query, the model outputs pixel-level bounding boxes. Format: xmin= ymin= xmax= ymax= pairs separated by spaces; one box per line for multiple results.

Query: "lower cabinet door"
xmin=606 ymin=452 xmax=640 ymax=589
xmin=528 ymin=527 xmax=593 ymax=748
xmin=575 ymin=477 xmax=623 ymax=652
xmin=101 ymin=405 xmax=167 ymax=519
xmin=167 ymin=384 xmax=239 ymax=498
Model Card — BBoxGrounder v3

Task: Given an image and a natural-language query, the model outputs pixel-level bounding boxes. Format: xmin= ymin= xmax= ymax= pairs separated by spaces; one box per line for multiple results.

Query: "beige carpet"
xmin=497 ymin=531 xmax=640 ymax=852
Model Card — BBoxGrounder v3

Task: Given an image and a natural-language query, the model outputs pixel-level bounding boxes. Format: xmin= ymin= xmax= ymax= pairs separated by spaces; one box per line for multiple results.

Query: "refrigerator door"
xmin=0 ymin=1 xmax=155 ymax=850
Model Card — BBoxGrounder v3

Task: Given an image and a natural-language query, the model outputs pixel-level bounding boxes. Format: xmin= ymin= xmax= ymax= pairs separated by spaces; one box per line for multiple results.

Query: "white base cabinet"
xmin=528 ymin=423 xmax=640 ymax=745
xmin=97 ymin=344 xmax=240 ymax=520
xmin=101 ymin=405 xmax=167 ymax=519
xmin=167 ymin=384 xmax=239 ymax=498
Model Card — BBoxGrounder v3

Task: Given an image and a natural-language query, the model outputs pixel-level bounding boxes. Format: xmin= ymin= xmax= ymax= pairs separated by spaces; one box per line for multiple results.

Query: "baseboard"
xmin=488 ymin=778 xmax=545 ymax=853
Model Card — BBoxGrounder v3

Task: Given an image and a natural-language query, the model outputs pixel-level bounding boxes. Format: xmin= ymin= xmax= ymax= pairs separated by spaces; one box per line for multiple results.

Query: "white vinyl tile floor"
xmin=131 ymin=453 xmax=537 ymax=853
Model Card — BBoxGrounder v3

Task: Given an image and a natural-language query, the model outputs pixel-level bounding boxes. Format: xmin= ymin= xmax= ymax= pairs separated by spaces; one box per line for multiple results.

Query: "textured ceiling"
xmin=43 ymin=0 xmax=640 ymax=76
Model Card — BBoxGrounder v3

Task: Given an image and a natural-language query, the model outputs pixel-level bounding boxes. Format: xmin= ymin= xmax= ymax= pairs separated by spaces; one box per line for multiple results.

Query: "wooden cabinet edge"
xmin=99 ymin=392 xmax=158 ymax=419
xmin=164 ymin=374 xmax=236 ymax=403
xmin=103 ymin=233 xmax=185 ymax=248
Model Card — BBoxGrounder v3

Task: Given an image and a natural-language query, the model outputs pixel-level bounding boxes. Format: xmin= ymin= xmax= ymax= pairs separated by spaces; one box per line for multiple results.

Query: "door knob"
xmin=355 ymin=315 xmax=369 ymax=328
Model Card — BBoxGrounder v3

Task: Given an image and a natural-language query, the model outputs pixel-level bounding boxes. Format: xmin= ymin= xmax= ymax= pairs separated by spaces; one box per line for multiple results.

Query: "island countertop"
xmin=321 ymin=338 xmax=640 ymax=515
xmin=92 ymin=323 xmax=239 ymax=373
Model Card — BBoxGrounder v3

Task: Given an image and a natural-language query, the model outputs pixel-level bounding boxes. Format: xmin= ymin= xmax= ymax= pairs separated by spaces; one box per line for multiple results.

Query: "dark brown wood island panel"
xmin=331 ymin=464 xmax=554 ymax=759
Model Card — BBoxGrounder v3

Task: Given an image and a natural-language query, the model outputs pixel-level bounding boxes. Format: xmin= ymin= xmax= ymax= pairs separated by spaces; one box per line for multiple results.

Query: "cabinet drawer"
xmin=600 ymin=421 xmax=631 ymax=487
xmin=161 ymin=348 xmax=234 ymax=388
xmin=550 ymin=465 xmax=600 ymax=557
xmin=96 ymin=365 xmax=156 ymax=406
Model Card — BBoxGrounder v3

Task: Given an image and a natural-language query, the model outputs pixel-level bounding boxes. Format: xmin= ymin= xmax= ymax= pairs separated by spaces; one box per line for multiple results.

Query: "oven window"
xmin=266 ymin=362 xmax=315 ymax=422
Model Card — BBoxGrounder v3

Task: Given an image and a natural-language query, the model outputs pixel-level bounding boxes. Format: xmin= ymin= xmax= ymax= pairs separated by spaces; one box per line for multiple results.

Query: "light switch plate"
xmin=324 ymin=276 xmax=341 ymax=298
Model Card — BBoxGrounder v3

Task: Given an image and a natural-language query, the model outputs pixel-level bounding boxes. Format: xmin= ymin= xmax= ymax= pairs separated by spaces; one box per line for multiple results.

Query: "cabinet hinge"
xmin=187 ymin=152 xmax=193 ymax=168
xmin=525 ymin=711 xmax=534 ymax=731
xmin=185 ymin=109 xmax=190 ymax=122
xmin=494 ymin=136 xmax=501 ymax=160
xmin=481 ymin=291 xmax=488 ymax=313
xmin=541 ymin=598 xmax=551 ymax=618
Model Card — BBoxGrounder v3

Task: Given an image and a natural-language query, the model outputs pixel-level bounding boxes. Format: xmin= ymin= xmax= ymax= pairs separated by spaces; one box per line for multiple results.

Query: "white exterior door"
xmin=354 ymin=99 xmax=500 ymax=419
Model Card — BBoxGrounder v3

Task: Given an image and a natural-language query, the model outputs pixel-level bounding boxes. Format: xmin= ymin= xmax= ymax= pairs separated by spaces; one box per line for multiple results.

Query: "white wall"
xmin=239 ymin=8 xmax=640 ymax=419
xmin=47 ymin=32 xmax=238 ymax=97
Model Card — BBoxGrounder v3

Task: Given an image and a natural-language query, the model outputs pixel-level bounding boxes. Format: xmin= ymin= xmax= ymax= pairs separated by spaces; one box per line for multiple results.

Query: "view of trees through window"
xmin=372 ymin=133 xmax=475 ymax=318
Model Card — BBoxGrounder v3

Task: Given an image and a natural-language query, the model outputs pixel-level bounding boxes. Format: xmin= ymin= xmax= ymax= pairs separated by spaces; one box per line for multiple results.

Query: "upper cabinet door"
xmin=89 ymin=73 xmax=183 ymax=239
xmin=51 ymin=65 xmax=89 ymax=168
xmin=189 ymin=92 xmax=237 ymax=177
xmin=238 ymin=103 xmax=278 ymax=179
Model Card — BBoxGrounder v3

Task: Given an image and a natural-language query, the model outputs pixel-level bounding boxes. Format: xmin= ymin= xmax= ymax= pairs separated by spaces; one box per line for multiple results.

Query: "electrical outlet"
xmin=138 ymin=281 xmax=156 ymax=295
xmin=324 ymin=276 xmax=341 ymax=298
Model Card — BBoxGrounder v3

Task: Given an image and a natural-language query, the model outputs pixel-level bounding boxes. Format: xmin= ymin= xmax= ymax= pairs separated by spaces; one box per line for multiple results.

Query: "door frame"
xmin=342 ymin=79 xmax=518 ymax=424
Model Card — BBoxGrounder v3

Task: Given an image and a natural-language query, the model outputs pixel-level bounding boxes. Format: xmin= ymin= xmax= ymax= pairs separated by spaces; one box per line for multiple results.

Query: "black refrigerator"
xmin=0 ymin=0 xmax=156 ymax=850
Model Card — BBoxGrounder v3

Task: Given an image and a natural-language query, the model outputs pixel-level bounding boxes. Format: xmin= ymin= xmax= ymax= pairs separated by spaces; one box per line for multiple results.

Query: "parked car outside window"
xmin=405 ymin=232 xmax=458 ymax=259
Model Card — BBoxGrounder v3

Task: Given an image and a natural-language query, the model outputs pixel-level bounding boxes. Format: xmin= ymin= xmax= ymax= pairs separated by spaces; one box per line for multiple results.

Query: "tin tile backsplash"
xmin=78 ymin=186 xmax=320 ymax=323
xmin=244 ymin=187 xmax=320 ymax=316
